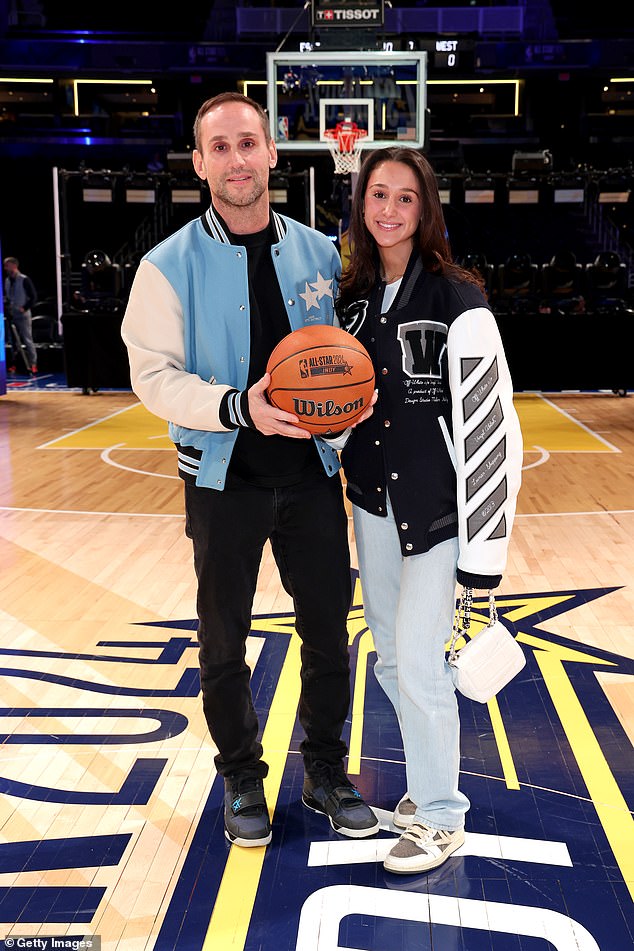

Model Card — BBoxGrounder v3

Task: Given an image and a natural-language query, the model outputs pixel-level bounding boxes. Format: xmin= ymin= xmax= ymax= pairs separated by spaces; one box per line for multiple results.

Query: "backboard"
xmin=266 ymin=50 xmax=427 ymax=153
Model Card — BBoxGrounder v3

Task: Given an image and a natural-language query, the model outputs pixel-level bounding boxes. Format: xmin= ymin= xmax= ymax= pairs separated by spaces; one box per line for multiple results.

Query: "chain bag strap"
xmin=448 ymin=587 xmax=526 ymax=703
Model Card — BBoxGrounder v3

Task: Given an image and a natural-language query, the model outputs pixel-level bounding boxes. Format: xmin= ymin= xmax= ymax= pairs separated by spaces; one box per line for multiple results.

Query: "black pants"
xmin=184 ymin=475 xmax=352 ymax=779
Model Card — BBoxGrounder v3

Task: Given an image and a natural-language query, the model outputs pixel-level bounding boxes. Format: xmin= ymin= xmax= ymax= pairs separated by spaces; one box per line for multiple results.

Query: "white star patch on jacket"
xmin=299 ymin=271 xmax=334 ymax=311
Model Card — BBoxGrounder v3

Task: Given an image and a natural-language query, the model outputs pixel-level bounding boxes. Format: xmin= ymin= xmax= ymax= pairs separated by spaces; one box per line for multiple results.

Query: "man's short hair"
xmin=193 ymin=92 xmax=271 ymax=152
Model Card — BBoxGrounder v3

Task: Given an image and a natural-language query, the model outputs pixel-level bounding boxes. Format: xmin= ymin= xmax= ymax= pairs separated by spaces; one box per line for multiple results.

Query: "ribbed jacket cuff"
xmin=456 ymin=568 xmax=502 ymax=590
xmin=219 ymin=389 xmax=256 ymax=430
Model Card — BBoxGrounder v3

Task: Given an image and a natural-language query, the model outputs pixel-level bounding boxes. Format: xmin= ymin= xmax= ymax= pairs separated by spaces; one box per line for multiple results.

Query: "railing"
xmin=585 ymin=199 xmax=634 ymax=289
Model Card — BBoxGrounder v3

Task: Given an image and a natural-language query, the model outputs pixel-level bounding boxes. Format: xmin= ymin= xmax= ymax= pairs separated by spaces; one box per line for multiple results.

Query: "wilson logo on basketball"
xmin=292 ymin=395 xmax=367 ymax=419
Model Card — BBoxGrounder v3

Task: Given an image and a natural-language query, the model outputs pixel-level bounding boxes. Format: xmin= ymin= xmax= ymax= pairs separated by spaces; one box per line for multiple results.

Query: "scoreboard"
xmin=307 ymin=2 xmax=473 ymax=72
xmin=386 ymin=37 xmax=475 ymax=72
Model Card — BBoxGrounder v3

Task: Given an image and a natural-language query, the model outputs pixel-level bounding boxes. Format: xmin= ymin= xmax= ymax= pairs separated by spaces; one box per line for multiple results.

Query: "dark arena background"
xmin=0 ymin=3 xmax=633 ymax=950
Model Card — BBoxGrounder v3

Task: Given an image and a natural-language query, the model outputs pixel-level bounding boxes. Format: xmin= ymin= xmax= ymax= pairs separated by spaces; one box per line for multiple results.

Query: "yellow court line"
xmin=203 ymin=633 xmax=302 ymax=950
xmin=536 ymin=651 xmax=634 ymax=901
xmin=487 ymin=696 xmax=520 ymax=790
xmin=348 ymin=628 xmax=374 ymax=777
xmin=514 ymin=394 xmax=618 ymax=453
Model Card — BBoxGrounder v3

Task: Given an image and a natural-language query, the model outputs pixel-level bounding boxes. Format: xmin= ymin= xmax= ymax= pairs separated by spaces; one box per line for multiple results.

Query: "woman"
xmin=334 ymin=147 xmax=523 ymax=874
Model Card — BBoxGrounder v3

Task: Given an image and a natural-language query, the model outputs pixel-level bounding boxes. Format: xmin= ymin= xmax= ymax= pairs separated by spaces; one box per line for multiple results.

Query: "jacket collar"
xmin=371 ymin=250 xmax=425 ymax=314
xmin=202 ymin=204 xmax=287 ymax=244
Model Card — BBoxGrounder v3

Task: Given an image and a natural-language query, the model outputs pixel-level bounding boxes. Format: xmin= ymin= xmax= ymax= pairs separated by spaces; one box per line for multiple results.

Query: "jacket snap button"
xmin=406 ymin=543 xmax=413 ymax=551
xmin=376 ymin=486 xmax=382 ymax=492
xmin=401 ymin=522 xmax=408 ymax=530
xmin=239 ymin=304 xmax=245 ymax=311
xmin=384 ymin=419 xmax=391 ymax=427
xmin=288 ymin=298 xmax=295 ymax=305
xmin=380 ymin=317 xmax=387 ymax=324
xmin=390 ymin=472 xmax=398 ymax=480
xmin=381 ymin=367 xmax=388 ymax=375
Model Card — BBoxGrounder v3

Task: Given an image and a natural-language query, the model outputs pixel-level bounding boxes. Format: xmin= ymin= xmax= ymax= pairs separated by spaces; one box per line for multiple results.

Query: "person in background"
xmin=121 ymin=92 xmax=379 ymax=850
xmin=333 ymin=146 xmax=523 ymax=875
xmin=3 ymin=256 xmax=38 ymax=374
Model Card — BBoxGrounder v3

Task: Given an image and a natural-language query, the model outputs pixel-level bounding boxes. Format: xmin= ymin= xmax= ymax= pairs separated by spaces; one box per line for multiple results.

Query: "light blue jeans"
xmin=353 ymin=496 xmax=470 ymax=831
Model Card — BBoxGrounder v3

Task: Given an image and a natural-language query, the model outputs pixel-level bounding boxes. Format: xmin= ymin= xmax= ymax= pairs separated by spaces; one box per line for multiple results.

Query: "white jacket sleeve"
xmin=120 ymin=260 xmax=235 ymax=432
xmin=447 ymin=306 xmax=523 ymax=588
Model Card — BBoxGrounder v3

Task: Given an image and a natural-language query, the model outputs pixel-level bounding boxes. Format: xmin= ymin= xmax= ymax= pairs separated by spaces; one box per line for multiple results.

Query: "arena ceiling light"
xmin=464 ymin=174 xmax=495 ymax=204
xmin=551 ymin=174 xmax=586 ymax=204
xmin=0 ymin=76 xmax=54 ymax=84
xmin=81 ymin=171 xmax=114 ymax=203
xmin=170 ymin=188 xmax=202 ymax=205
xmin=428 ymin=78 xmax=522 ymax=117
xmin=166 ymin=152 xmax=202 ymax=204
xmin=437 ymin=176 xmax=452 ymax=205
xmin=71 ymin=78 xmax=154 ymax=116
xmin=597 ymin=172 xmax=631 ymax=204
xmin=125 ymin=173 xmax=156 ymax=204
xmin=507 ymin=177 xmax=540 ymax=204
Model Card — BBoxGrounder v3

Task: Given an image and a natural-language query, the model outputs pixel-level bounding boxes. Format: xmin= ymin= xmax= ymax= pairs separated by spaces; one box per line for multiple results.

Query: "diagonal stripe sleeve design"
xmin=448 ymin=306 xmax=523 ymax=585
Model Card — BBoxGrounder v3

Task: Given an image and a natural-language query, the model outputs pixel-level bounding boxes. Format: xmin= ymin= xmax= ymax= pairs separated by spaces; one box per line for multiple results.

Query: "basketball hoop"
xmin=324 ymin=120 xmax=368 ymax=175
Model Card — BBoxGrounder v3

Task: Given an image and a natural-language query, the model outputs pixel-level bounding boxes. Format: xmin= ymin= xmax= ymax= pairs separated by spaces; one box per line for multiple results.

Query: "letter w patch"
xmin=397 ymin=320 xmax=448 ymax=378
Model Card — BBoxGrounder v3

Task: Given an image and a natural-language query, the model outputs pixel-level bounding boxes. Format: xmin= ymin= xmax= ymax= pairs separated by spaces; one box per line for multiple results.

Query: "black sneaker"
xmin=224 ymin=774 xmax=272 ymax=848
xmin=302 ymin=761 xmax=379 ymax=838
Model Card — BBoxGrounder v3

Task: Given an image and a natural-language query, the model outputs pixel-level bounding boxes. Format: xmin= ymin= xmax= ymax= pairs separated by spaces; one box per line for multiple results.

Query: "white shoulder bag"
xmin=448 ymin=587 xmax=526 ymax=703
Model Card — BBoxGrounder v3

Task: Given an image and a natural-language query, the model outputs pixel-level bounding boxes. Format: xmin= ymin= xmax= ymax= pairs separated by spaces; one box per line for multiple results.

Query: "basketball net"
xmin=324 ymin=119 xmax=368 ymax=175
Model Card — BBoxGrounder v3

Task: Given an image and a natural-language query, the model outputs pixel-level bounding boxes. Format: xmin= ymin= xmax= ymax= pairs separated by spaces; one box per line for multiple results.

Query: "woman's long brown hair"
xmin=337 ymin=146 xmax=483 ymax=310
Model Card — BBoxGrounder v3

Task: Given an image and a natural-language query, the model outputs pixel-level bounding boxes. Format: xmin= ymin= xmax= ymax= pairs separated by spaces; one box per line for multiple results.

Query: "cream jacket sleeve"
xmin=121 ymin=260 xmax=235 ymax=432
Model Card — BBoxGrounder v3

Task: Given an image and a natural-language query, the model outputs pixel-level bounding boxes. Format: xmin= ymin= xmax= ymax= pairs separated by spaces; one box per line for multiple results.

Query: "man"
xmin=121 ymin=92 xmax=379 ymax=848
xmin=3 ymin=256 xmax=38 ymax=374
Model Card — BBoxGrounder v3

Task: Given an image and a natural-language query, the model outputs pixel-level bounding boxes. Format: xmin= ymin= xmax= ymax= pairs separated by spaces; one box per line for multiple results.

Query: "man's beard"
xmin=215 ymin=170 xmax=267 ymax=208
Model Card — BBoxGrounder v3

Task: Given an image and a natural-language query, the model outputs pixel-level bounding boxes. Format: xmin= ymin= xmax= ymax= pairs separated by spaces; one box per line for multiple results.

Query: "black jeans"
xmin=184 ymin=475 xmax=352 ymax=779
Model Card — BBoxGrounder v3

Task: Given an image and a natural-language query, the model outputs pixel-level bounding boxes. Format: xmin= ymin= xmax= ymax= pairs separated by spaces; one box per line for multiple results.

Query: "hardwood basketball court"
xmin=0 ymin=381 xmax=632 ymax=950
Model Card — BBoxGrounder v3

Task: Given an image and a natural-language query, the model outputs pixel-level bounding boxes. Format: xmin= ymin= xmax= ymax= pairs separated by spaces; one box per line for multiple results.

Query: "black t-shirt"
xmin=221 ymin=216 xmax=326 ymax=489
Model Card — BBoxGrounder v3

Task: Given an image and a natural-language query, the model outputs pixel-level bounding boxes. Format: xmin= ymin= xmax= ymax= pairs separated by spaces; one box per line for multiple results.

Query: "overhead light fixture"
xmin=125 ymin=174 xmax=156 ymax=204
xmin=550 ymin=173 xmax=586 ymax=204
xmin=597 ymin=171 xmax=631 ymax=203
xmin=72 ymin=78 xmax=154 ymax=117
xmin=269 ymin=171 xmax=289 ymax=205
xmin=170 ymin=184 xmax=202 ymax=205
xmin=167 ymin=153 xmax=201 ymax=204
xmin=507 ymin=178 xmax=540 ymax=204
xmin=428 ymin=78 xmax=522 ymax=117
xmin=81 ymin=172 xmax=114 ymax=203
xmin=554 ymin=188 xmax=585 ymax=203
xmin=437 ymin=176 xmax=452 ymax=205
xmin=464 ymin=175 xmax=495 ymax=204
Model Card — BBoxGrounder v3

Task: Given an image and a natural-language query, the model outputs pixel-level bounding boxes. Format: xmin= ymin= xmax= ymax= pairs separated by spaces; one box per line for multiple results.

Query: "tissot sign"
xmin=311 ymin=0 xmax=384 ymax=28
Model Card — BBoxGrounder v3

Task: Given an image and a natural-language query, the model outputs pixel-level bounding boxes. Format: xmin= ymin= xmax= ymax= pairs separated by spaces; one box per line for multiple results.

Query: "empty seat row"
xmin=459 ymin=250 xmax=631 ymax=313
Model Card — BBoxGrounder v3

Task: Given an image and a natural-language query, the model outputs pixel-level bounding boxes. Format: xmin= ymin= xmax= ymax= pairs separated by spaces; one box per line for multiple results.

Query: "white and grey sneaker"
xmin=393 ymin=794 xmax=417 ymax=829
xmin=384 ymin=822 xmax=465 ymax=874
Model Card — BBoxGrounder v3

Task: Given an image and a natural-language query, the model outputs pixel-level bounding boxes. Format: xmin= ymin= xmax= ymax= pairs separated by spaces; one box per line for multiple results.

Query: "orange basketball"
xmin=266 ymin=324 xmax=375 ymax=435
